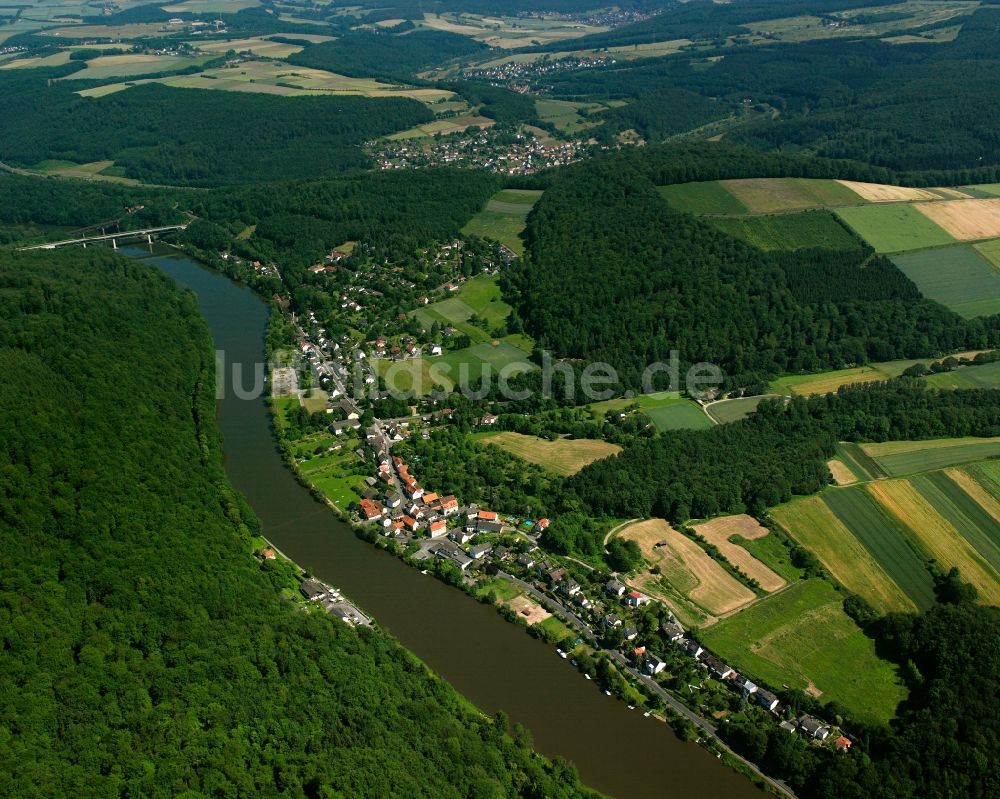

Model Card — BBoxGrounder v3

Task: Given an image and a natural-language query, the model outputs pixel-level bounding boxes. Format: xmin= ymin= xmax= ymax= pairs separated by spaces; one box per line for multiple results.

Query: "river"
xmin=135 ymin=246 xmax=762 ymax=799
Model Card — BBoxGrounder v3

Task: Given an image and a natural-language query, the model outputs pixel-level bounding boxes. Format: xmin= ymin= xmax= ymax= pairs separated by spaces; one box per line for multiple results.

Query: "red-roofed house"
xmin=441 ymin=496 xmax=459 ymax=516
xmin=422 ymin=492 xmax=440 ymax=505
xmin=478 ymin=510 xmax=498 ymax=522
xmin=535 ymin=518 xmax=550 ymax=532
xmin=428 ymin=519 xmax=447 ymax=537
xmin=359 ymin=499 xmax=382 ymax=521
xmin=835 ymin=736 xmax=852 ymax=752
xmin=402 ymin=515 xmax=419 ymax=532
xmin=262 ymin=548 xmax=276 ymax=560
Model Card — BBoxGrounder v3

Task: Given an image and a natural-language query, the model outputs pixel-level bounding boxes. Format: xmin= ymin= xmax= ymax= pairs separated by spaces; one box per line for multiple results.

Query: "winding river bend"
xmin=139 ymin=247 xmax=761 ymax=799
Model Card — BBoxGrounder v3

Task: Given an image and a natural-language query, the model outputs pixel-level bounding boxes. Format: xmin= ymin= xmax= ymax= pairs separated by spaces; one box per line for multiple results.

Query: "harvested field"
xmin=692 ymin=515 xmax=785 ymax=592
xmin=868 ymin=480 xmax=1000 ymax=604
xmin=618 ymin=519 xmax=756 ymax=618
xmin=476 ymin=431 xmax=621 ymax=476
xmin=827 ymin=459 xmax=858 ymax=486
xmin=835 ymin=180 xmax=947 ymax=202
xmin=771 ymin=366 xmax=887 ymax=396
xmin=914 ymin=199 xmax=1000 ymax=241
xmin=772 ymin=496 xmax=915 ymax=613
xmin=507 ymin=595 xmax=551 ymax=625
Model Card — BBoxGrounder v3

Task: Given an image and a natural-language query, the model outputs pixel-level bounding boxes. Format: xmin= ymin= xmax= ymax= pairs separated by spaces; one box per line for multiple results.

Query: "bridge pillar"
xmin=112 ymin=238 xmax=117 ymax=250
xmin=147 ymin=234 xmax=153 ymax=245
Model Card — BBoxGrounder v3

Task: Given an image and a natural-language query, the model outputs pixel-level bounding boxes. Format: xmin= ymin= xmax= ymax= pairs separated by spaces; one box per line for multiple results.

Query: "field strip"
xmin=824 ymin=486 xmax=937 ymax=609
xmin=860 ymin=437 xmax=1000 ymax=476
xmin=772 ymin=496 xmax=915 ymax=613
xmin=916 ymin=472 xmax=1000 ymax=572
xmin=836 ymin=180 xmax=944 ymax=203
xmin=948 ymin=467 xmax=1000 ymax=526
xmin=691 ymin=515 xmax=785 ymax=592
xmin=838 ymin=442 xmax=889 ymax=480
xmin=868 ymin=480 xmax=1000 ymax=605
xmin=827 ymin=458 xmax=858 ymax=485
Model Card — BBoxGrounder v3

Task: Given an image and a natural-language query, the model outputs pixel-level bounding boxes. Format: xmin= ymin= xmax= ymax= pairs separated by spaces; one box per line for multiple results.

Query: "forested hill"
xmin=0 ymin=73 xmax=432 ymax=187
xmin=505 ymin=160 xmax=999 ymax=392
xmin=0 ymin=250 xmax=598 ymax=798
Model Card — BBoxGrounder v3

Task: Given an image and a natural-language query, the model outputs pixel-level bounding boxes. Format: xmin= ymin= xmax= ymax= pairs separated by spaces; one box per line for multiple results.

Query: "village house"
xmin=432 ymin=542 xmax=473 ymax=571
xmin=755 ymin=689 xmax=780 ymax=713
xmin=644 ymin=653 xmax=667 ymax=675
xmin=440 ymin=496 xmax=459 ymax=516
xmin=477 ymin=519 xmax=504 ymax=535
xmin=701 ymin=655 xmax=735 ymax=681
xmin=834 ymin=736 xmax=852 ymax=753
xmin=449 ymin=528 xmax=474 ymax=545
xmin=428 ymin=519 xmax=447 ymax=538
xmin=622 ymin=626 xmax=639 ymax=641
xmin=359 ymin=498 xmax=382 ymax=521
xmin=479 ymin=413 xmax=499 ymax=426
xmin=517 ymin=553 xmax=535 ymax=569
xmin=338 ymin=399 xmax=360 ymax=419
xmin=402 ymin=515 xmax=420 ymax=533
xmin=573 ymin=593 xmax=593 ymax=610
xmin=468 ymin=542 xmax=493 ymax=560
xmin=661 ymin=621 xmax=685 ymax=642
xmin=798 ymin=716 xmax=831 ymax=741
xmin=535 ymin=518 xmax=550 ymax=533
xmin=560 ymin=579 xmax=581 ymax=597
xmin=262 ymin=548 xmax=276 ymax=560
xmin=605 ymin=579 xmax=627 ymax=598
xmin=626 ymin=590 xmax=648 ymax=608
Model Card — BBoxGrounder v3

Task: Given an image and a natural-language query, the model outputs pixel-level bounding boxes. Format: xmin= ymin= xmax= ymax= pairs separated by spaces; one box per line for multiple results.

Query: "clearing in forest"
xmin=475 ymin=431 xmax=621 ymax=476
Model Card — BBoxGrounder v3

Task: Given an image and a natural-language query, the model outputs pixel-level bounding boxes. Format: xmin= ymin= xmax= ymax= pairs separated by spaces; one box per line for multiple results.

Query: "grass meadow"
xmin=708 ymin=210 xmax=861 ymax=251
xmin=835 ymin=203 xmax=955 ymax=252
xmin=700 ymin=578 xmax=907 ymax=721
xmin=473 ymin=431 xmax=621 ymax=476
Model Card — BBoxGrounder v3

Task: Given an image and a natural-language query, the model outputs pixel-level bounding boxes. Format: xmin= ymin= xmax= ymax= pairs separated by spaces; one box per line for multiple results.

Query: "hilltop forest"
xmin=0 ymin=250 xmax=597 ymax=799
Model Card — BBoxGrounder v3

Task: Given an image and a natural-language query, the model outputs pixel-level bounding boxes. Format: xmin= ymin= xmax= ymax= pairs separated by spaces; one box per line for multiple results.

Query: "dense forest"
xmin=0 ymin=73 xmax=431 ymax=186
xmin=0 ymin=250 xmax=599 ymax=798
xmin=566 ymin=381 xmax=1000 ymax=519
xmin=536 ymin=6 xmax=1000 ymax=174
xmin=188 ymin=168 xmax=500 ymax=281
xmin=506 ymin=159 xmax=998 ymax=393
xmin=289 ymin=29 xmax=487 ymax=81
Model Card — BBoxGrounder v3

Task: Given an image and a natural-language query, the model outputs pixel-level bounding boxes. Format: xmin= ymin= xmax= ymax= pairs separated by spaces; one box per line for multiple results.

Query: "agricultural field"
xmin=708 ymin=210 xmax=862 ymax=251
xmin=771 ymin=496 xmax=916 ymax=613
xmin=691 ymin=515 xmax=786 ymax=592
xmin=385 ymin=113 xmax=495 ymax=140
xmin=770 ymin=365 xmax=888 ymax=396
xmin=924 ymin=360 xmax=1000 ymax=390
xmin=914 ymin=198 xmax=1000 ymax=241
xmin=834 ymin=180 xmax=961 ymax=202
xmin=412 ymin=273 xmax=514 ymax=341
xmin=705 ymin=395 xmax=778 ymax=424
xmin=868 ymin=478 xmax=1000 ymax=604
xmin=719 ymin=178 xmax=863 ymax=213
xmin=474 ymin=431 xmax=621 ymax=476
xmin=699 ymin=578 xmax=907 ymax=721
xmin=860 ymin=437 xmax=1000 ymax=477
xmin=188 ymin=36 xmax=305 ymax=59
xmin=534 ymin=98 xmax=607 ymax=135
xmin=891 ymin=245 xmax=1000 ymax=317
xmin=59 ymin=52 xmax=210 ymax=80
xmin=973 ymin=238 xmax=1000 ymax=269
xmin=590 ymin=391 xmax=714 ymax=431
xmin=968 ymin=184 xmax=1000 ymax=198
xmin=617 ymin=519 xmax=757 ymax=623
xmin=657 ymin=181 xmax=749 ymax=215
xmin=461 ymin=189 xmax=543 ymax=255
xmin=420 ymin=12 xmax=607 ymax=49
xmin=835 ymin=203 xmax=954 ymax=252
xmin=77 ymin=62 xmax=455 ymax=103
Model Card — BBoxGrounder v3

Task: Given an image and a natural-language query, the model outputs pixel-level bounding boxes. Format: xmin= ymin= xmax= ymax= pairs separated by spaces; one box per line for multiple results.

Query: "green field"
xmin=413 ymin=274 xmax=515 ymax=342
xmin=835 ymin=203 xmax=955 ymax=252
xmin=705 ymin=395 xmax=777 ymax=424
xmin=973 ymin=238 xmax=1000 ymax=269
xmin=657 ymin=181 xmax=748 ymax=215
xmin=591 ymin=391 xmax=714 ymax=431
xmin=700 ymin=579 xmax=907 ymax=721
xmin=891 ymin=245 xmax=1000 ymax=317
xmin=835 ymin=442 xmax=889 ymax=481
xmin=461 ymin=189 xmax=542 ymax=255
xmin=924 ymin=360 xmax=1000 ymax=389
xmin=967 ymin=184 xmax=1000 ymax=198
xmin=823 ymin=487 xmax=937 ymax=609
xmin=534 ymin=98 xmax=605 ymax=134
xmin=863 ymin=437 xmax=1000 ymax=477
xmin=721 ymin=178 xmax=863 ymax=213
xmin=708 ymin=210 xmax=862 ymax=251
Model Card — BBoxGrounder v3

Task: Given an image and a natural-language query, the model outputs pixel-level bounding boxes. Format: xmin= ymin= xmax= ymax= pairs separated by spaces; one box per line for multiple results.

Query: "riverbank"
xmin=141 ymin=245 xmax=768 ymax=799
